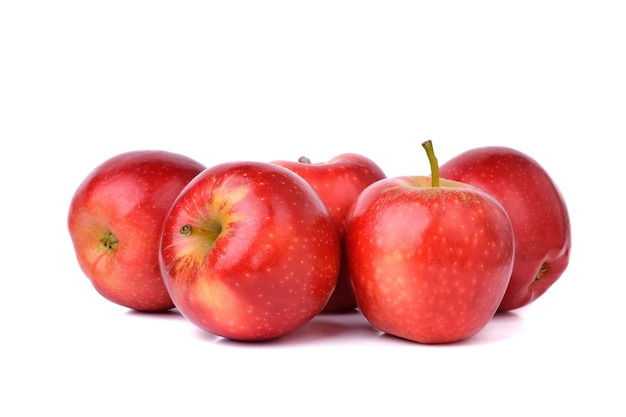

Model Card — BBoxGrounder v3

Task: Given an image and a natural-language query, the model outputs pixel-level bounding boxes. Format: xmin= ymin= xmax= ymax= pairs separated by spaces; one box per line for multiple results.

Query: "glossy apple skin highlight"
xmin=159 ymin=161 xmax=341 ymax=341
xmin=68 ymin=150 xmax=206 ymax=311
xmin=345 ymin=177 xmax=514 ymax=344
xmin=272 ymin=153 xmax=386 ymax=311
xmin=440 ymin=147 xmax=571 ymax=311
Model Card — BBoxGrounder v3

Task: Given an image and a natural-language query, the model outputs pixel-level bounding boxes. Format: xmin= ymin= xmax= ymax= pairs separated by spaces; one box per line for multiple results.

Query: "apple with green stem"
xmin=440 ymin=146 xmax=571 ymax=311
xmin=68 ymin=150 xmax=206 ymax=311
xmin=159 ymin=161 xmax=341 ymax=341
xmin=271 ymin=153 xmax=386 ymax=311
xmin=344 ymin=141 xmax=515 ymax=343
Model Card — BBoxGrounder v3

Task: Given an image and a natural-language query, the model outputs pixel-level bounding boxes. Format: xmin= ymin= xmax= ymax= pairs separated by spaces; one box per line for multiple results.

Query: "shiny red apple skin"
xmin=344 ymin=177 xmax=515 ymax=344
xmin=272 ymin=153 xmax=386 ymax=311
xmin=68 ymin=150 xmax=206 ymax=311
xmin=159 ymin=161 xmax=341 ymax=341
xmin=440 ymin=147 xmax=571 ymax=311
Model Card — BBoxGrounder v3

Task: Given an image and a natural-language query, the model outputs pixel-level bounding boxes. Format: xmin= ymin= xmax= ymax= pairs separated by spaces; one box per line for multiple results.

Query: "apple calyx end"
xmin=535 ymin=264 xmax=548 ymax=281
xmin=99 ymin=231 xmax=118 ymax=251
xmin=298 ymin=156 xmax=312 ymax=164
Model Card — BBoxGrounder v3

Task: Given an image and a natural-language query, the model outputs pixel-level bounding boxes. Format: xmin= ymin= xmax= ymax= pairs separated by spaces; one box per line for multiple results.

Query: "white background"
xmin=2 ymin=1 xmax=624 ymax=415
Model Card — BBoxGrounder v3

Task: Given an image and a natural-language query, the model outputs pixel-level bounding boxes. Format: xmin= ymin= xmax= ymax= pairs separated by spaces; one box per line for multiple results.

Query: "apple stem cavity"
xmin=180 ymin=224 xmax=222 ymax=243
xmin=298 ymin=156 xmax=312 ymax=164
xmin=422 ymin=140 xmax=440 ymax=188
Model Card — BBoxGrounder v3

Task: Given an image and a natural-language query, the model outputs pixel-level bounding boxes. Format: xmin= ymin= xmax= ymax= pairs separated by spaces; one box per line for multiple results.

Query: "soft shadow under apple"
xmin=125 ymin=308 xmax=186 ymax=321
xmin=376 ymin=310 xmax=526 ymax=347
xmin=213 ymin=309 xmax=380 ymax=347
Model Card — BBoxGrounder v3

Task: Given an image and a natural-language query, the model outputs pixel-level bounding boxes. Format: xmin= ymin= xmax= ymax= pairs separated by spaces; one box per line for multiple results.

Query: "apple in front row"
xmin=271 ymin=153 xmax=386 ymax=311
xmin=344 ymin=141 xmax=515 ymax=344
xmin=68 ymin=150 xmax=206 ymax=311
xmin=159 ymin=161 xmax=341 ymax=342
xmin=440 ymin=146 xmax=571 ymax=311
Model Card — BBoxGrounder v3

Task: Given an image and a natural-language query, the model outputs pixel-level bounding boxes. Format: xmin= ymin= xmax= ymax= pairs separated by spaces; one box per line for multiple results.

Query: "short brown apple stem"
xmin=298 ymin=156 xmax=312 ymax=164
xmin=422 ymin=140 xmax=440 ymax=187
xmin=180 ymin=224 xmax=221 ymax=241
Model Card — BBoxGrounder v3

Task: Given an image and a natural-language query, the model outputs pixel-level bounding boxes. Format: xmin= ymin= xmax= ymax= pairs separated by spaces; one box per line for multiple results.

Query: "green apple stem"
xmin=422 ymin=140 xmax=440 ymax=188
xmin=180 ymin=224 xmax=221 ymax=242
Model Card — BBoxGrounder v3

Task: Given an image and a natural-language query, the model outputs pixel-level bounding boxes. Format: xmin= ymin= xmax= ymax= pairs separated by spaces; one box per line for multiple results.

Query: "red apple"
xmin=440 ymin=146 xmax=571 ymax=311
xmin=159 ymin=161 xmax=341 ymax=341
xmin=271 ymin=153 xmax=386 ymax=311
xmin=68 ymin=150 xmax=206 ymax=311
xmin=344 ymin=141 xmax=515 ymax=343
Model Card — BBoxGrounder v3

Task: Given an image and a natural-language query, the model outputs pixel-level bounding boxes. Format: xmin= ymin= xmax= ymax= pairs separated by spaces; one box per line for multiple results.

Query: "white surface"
xmin=2 ymin=1 xmax=624 ymax=415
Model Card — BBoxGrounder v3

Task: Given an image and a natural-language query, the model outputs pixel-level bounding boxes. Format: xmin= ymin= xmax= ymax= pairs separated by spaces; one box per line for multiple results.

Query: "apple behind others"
xmin=440 ymin=146 xmax=571 ymax=311
xmin=271 ymin=153 xmax=387 ymax=311
xmin=67 ymin=150 xmax=206 ymax=311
